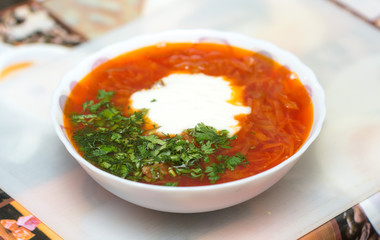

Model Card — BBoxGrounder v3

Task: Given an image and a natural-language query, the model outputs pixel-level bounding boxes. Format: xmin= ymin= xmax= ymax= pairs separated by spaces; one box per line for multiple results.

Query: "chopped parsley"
xmin=70 ymin=90 xmax=248 ymax=185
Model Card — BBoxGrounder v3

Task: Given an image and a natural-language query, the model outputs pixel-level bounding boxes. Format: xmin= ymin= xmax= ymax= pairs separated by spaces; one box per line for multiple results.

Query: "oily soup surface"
xmin=64 ymin=42 xmax=313 ymax=186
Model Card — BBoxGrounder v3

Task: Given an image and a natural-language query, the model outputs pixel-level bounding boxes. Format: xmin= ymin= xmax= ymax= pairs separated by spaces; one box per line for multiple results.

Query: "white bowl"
xmin=51 ymin=29 xmax=326 ymax=213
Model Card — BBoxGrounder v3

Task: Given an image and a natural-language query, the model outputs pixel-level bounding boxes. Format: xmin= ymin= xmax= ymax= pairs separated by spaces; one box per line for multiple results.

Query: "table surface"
xmin=1 ymin=0 xmax=380 ymax=239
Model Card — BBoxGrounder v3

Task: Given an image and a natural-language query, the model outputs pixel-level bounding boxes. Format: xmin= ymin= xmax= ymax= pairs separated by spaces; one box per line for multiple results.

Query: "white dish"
xmin=51 ymin=29 xmax=325 ymax=213
xmin=0 ymin=44 xmax=69 ymax=76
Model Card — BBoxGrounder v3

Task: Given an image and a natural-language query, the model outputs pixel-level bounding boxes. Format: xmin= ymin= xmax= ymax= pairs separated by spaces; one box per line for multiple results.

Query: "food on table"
xmin=63 ymin=42 xmax=313 ymax=186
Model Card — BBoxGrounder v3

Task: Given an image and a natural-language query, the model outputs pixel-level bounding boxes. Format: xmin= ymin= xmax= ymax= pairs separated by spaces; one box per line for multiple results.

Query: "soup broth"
xmin=64 ymin=42 xmax=313 ymax=186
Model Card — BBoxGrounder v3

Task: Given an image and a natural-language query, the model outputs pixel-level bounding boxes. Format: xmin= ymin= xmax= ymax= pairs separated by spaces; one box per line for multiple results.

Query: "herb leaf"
xmin=70 ymin=90 xmax=249 ymax=185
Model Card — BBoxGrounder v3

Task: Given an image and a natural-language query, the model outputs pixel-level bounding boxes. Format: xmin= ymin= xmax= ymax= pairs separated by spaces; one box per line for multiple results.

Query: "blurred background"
xmin=1 ymin=0 xmax=379 ymax=48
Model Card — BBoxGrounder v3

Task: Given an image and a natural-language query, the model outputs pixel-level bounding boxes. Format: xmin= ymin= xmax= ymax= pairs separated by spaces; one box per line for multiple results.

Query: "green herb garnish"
xmin=70 ymin=90 xmax=248 ymax=185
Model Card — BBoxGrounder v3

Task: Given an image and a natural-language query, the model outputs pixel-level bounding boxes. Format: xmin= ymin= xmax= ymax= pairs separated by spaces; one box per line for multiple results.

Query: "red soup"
xmin=63 ymin=42 xmax=313 ymax=186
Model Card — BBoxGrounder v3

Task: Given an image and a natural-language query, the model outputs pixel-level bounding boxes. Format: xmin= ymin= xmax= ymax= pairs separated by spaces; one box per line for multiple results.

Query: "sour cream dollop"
xmin=130 ymin=73 xmax=251 ymax=135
